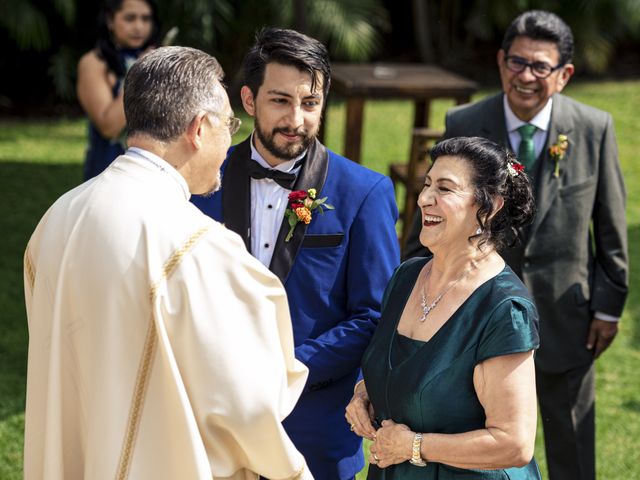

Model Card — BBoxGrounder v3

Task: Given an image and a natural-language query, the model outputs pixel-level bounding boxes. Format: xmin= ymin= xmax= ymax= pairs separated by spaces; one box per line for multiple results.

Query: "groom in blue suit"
xmin=191 ymin=28 xmax=400 ymax=479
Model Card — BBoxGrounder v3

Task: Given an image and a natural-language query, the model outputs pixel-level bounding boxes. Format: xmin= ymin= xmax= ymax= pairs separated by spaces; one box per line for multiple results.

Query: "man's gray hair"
xmin=124 ymin=46 xmax=226 ymax=142
xmin=502 ymin=10 xmax=574 ymax=66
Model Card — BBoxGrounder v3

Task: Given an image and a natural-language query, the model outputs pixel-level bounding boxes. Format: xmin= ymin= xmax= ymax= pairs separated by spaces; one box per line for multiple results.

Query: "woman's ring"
xmin=350 ymin=423 xmax=355 ymax=431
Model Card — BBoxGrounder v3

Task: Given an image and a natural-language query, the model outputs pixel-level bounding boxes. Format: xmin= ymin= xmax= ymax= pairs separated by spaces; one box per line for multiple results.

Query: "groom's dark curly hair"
xmin=242 ymin=27 xmax=331 ymax=101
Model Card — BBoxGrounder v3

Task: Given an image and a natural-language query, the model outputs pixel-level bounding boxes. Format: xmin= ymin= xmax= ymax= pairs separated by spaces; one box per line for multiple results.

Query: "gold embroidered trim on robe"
xmin=24 ymin=245 xmax=35 ymax=292
xmin=116 ymin=225 xmax=211 ymax=480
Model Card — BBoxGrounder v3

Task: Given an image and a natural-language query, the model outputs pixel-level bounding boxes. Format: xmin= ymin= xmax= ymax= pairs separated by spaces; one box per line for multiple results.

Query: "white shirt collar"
xmin=503 ymin=94 xmax=553 ymax=133
xmin=126 ymin=147 xmax=190 ymax=199
xmin=249 ymin=132 xmax=306 ymax=173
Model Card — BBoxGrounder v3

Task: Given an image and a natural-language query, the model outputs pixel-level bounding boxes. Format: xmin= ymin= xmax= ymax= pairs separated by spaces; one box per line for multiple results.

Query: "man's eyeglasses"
xmin=207 ymin=112 xmax=242 ymax=136
xmin=504 ymin=55 xmax=564 ymax=79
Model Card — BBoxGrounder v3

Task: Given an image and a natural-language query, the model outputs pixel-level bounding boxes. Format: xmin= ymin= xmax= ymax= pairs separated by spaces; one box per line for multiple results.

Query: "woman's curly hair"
xmin=428 ymin=136 xmax=535 ymax=250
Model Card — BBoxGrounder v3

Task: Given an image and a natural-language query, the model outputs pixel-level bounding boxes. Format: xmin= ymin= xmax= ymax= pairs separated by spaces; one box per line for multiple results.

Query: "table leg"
xmin=344 ymin=97 xmax=364 ymax=163
xmin=414 ymin=100 xmax=431 ymax=128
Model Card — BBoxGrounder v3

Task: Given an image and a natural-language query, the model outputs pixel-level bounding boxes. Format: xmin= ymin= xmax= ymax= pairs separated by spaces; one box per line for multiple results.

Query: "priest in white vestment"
xmin=23 ymin=47 xmax=312 ymax=480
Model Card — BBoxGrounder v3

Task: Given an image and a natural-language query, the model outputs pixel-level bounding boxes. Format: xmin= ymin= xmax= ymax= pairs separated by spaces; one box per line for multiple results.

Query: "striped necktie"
xmin=517 ymin=124 xmax=537 ymax=171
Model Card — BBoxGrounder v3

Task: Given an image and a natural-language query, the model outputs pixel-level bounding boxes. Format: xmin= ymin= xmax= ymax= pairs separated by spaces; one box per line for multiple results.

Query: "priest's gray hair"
xmin=124 ymin=46 xmax=227 ymax=142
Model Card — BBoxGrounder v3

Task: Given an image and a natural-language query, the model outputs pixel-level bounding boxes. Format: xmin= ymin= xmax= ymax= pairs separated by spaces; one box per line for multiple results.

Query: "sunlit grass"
xmin=1 ymin=79 xmax=638 ymax=479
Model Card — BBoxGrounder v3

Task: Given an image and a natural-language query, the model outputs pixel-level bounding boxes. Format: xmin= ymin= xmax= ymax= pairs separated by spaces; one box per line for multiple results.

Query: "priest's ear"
xmin=240 ymin=86 xmax=256 ymax=117
xmin=186 ymin=111 xmax=208 ymax=150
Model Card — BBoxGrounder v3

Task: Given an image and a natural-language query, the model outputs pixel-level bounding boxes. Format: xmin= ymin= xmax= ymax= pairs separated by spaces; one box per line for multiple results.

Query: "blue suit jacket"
xmin=191 ymin=137 xmax=400 ymax=479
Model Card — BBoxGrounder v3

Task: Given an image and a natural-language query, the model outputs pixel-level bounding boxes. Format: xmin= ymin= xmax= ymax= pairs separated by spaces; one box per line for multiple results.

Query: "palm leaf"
xmin=266 ymin=0 xmax=389 ymax=61
xmin=308 ymin=0 xmax=390 ymax=61
xmin=0 ymin=1 xmax=50 ymax=51
xmin=48 ymin=46 xmax=76 ymax=101
xmin=52 ymin=0 xmax=76 ymax=26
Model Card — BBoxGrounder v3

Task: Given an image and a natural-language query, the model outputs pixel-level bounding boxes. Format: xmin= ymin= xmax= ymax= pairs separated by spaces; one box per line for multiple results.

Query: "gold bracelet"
xmin=353 ymin=379 xmax=365 ymax=395
xmin=409 ymin=432 xmax=427 ymax=467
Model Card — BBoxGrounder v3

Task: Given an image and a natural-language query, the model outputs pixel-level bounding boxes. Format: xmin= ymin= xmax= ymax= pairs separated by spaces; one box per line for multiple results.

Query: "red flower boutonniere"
xmin=549 ymin=134 xmax=569 ymax=178
xmin=284 ymin=188 xmax=334 ymax=242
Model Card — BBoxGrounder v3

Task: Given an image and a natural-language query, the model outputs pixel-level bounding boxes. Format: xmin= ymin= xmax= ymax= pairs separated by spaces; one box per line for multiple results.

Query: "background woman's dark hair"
xmin=96 ymin=0 xmax=161 ymax=78
xmin=429 ymin=136 xmax=535 ymax=250
xmin=242 ymin=27 xmax=331 ymax=101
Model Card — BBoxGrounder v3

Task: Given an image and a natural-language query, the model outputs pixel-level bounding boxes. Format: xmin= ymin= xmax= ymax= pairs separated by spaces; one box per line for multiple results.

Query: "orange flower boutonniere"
xmin=549 ymin=134 xmax=569 ymax=178
xmin=284 ymin=188 xmax=334 ymax=242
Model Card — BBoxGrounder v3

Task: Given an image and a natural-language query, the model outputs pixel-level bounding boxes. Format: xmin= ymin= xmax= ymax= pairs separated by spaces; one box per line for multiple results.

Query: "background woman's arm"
xmin=77 ymin=51 xmax=126 ymax=139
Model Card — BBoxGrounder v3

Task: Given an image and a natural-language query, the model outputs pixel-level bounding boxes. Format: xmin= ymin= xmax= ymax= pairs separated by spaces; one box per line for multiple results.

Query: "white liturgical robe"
xmin=23 ymin=152 xmax=311 ymax=479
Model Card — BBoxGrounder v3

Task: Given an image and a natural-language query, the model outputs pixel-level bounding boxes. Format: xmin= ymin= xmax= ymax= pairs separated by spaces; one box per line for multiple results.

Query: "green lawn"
xmin=1 ymin=79 xmax=639 ymax=479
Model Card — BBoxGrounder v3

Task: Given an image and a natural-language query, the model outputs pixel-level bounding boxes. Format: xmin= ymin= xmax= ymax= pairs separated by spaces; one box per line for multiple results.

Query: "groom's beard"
xmin=254 ymin=116 xmax=317 ymax=161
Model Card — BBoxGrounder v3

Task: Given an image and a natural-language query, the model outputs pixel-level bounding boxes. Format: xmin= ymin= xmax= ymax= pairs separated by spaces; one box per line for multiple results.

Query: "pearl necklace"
xmin=419 ymin=262 xmax=473 ymax=322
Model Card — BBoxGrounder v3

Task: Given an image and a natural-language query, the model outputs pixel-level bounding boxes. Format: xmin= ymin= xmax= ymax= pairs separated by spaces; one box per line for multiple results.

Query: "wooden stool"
xmin=389 ymin=128 xmax=443 ymax=249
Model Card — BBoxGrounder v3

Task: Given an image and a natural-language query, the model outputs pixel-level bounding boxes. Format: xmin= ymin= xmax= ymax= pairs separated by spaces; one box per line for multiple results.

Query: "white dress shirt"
xmin=249 ymin=134 xmax=306 ymax=267
xmin=503 ymin=96 xmax=618 ymax=323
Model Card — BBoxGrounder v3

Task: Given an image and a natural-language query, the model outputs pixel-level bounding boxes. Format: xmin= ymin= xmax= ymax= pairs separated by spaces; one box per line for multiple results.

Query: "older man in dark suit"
xmin=404 ymin=10 xmax=628 ymax=480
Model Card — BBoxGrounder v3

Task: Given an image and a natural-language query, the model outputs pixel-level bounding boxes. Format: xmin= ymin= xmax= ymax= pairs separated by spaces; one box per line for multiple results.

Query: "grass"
xmin=1 ymin=79 xmax=639 ymax=479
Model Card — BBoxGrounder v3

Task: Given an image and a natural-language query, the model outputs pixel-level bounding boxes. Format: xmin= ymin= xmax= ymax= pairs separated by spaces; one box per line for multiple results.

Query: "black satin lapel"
xmin=528 ymin=95 xmax=574 ymax=242
xmin=222 ymin=138 xmax=252 ymax=251
xmin=269 ymin=139 xmax=330 ymax=283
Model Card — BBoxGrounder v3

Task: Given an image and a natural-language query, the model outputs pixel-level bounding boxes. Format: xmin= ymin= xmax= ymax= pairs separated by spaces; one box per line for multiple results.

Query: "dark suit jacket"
xmin=191 ymin=137 xmax=400 ymax=479
xmin=404 ymin=93 xmax=628 ymax=372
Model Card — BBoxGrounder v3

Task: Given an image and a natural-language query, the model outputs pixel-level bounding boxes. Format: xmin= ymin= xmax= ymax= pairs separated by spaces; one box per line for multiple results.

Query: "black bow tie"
xmin=247 ymin=160 xmax=300 ymax=189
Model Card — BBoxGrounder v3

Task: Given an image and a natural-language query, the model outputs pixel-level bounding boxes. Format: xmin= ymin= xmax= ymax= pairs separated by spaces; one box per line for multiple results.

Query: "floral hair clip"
xmin=507 ymin=161 xmax=525 ymax=177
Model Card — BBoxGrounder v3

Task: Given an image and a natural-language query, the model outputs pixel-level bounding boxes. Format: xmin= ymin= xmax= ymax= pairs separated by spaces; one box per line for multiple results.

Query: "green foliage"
xmin=51 ymin=0 xmax=76 ymax=26
xmin=0 ymin=1 xmax=50 ymax=51
xmin=415 ymin=0 xmax=640 ymax=73
xmin=289 ymin=0 xmax=390 ymax=61
xmin=165 ymin=0 xmax=390 ymax=81
xmin=48 ymin=46 xmax=77 ymax=101
xmin=158 ymin=0 xmax=235 ymax=50
xmin=0 ymin=0 xmax=75 ymax=51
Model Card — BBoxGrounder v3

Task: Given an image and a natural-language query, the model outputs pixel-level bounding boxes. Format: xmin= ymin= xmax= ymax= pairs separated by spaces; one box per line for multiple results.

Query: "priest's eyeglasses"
xmin=207 ymin=111 xmax=242 ymax=136
xmin=504 ymin=55 xmax=564 ymax=79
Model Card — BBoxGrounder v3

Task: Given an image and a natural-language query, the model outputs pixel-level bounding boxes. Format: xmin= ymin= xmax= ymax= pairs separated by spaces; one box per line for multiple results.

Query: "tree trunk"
xmin=293 ymin=0 xmax=307 ymax=34
xmin=412 ymin=0 xmax=436 ymax=63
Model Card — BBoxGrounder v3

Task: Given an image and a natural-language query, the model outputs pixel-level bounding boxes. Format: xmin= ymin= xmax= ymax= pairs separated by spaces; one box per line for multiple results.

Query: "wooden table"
xmin=327 ymin=63 xmax=478 ymax=163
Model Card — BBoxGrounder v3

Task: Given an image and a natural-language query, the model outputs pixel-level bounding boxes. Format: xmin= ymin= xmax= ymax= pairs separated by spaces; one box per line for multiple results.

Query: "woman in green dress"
xmin=345 ymin=136 xmax=540 ymax=479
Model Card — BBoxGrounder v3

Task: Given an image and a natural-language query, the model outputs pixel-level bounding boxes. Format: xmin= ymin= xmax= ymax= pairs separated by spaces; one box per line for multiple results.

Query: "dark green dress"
xmin=362 ymin=258 xmax=541 ymax=479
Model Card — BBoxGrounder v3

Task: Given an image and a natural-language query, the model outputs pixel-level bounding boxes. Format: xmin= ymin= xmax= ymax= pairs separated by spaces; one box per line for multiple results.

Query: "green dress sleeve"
xmin=476 ymin=297 xmax=540 ymax=364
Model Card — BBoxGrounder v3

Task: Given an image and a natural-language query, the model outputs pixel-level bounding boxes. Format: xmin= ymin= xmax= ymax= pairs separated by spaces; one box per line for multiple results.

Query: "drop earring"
xmin=475 ymin=227 xmax=482 ymax=235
